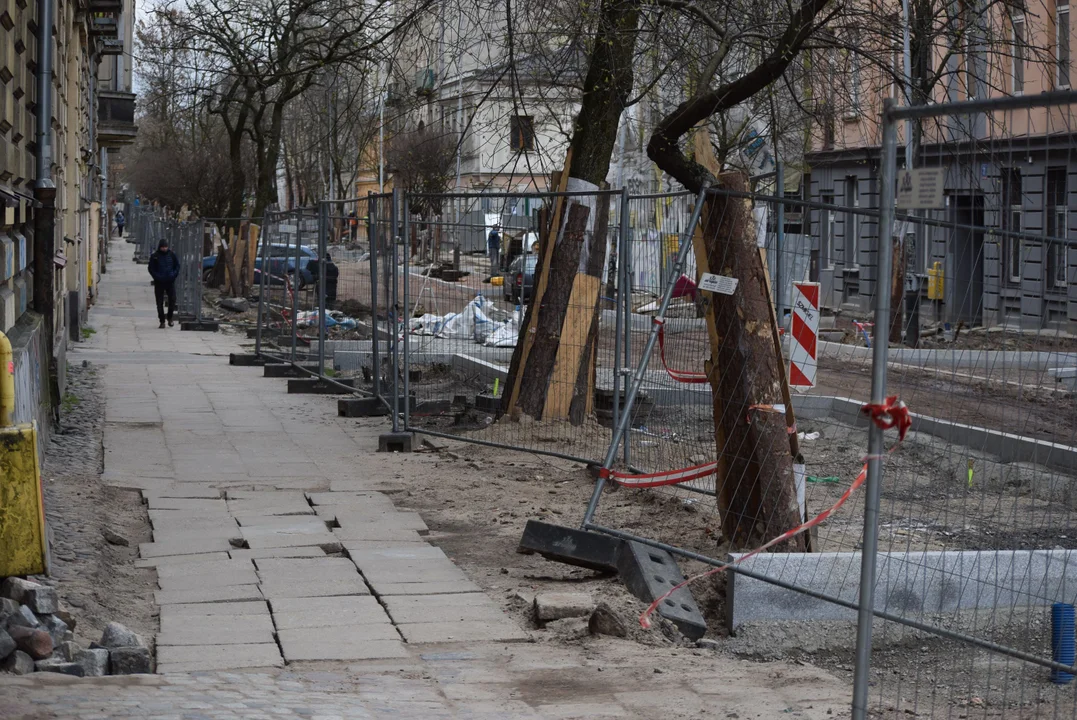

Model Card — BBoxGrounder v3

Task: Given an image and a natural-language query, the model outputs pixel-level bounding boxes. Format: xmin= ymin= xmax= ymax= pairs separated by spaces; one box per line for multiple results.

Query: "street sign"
xmin=896 ymin=168 xmax=945 ymax=209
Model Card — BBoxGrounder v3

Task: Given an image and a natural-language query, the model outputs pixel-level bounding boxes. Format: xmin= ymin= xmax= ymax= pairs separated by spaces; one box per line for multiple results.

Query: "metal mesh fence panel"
xmin=397 ymin=189 xmax=633 ymax=464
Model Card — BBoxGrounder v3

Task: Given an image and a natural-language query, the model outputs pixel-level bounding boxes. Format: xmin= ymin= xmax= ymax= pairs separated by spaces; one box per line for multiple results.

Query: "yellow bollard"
xmin=0 ymin=330 xmax=48 ymax=576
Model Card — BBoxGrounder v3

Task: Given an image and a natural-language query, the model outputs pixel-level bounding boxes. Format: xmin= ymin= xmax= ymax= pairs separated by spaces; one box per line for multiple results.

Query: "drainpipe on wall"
xmin=32 ymin=0 xmax=59 ymax=414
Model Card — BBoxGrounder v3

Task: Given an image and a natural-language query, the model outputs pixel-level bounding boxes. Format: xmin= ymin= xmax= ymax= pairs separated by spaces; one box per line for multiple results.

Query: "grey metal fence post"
xmin=623 ymin=196 xmax=633 ymax=467
xmin=612 ymin=188 xmax=628 ymax=452
xmin=369 ymin=194 xmax=381 ymax=402
xmin=195 ymin=220 xmax=205 ymax=323
xmin=255 ymin=215 xmax=272 ymax=356
xmin=775 ymin=161 xmax=785 ymax=319
xmin=582 ymin=188 xmax=708 ymax=528
xmin=290 ymin=216 xmax=302 ymax=363
xmin=317 ymin=201 xmax=328 ymax=377
xmin=850 ymin=100 xmax=898 ymax=720
xmin=390 ymin=188 xmax=401 ymax=433
xmin=402 ymin=193 xmax=411 ymax=430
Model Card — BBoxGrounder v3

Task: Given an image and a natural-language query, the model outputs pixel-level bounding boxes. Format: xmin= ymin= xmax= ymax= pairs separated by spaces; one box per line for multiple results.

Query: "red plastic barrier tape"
xmin=637 ymin=396 xmax=912 ymax=630
xmin=657 ymin=324 xmax=709 ymax=384
xmin=602 ymin=461 xmax=719 ymax=489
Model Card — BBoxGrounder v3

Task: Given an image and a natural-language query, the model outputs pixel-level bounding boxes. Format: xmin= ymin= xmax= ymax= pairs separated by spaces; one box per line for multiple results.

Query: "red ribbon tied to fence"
xmin=636 ymin=395 xmax=914 ymax=630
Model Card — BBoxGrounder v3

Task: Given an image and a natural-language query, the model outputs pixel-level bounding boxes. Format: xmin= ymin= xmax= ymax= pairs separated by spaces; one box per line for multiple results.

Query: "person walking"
xmin=148 ymin=239 xmax=180 ymax=328
xmin=487 ymin=224 xmax=501 ymax=276
xmin=115 ymin=210 xmax=125 ymax=237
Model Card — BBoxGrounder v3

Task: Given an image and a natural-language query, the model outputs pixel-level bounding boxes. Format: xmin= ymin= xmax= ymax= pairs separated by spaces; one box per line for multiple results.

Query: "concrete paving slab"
xmin=159 ymin=601 xmax=269 ymax=619
xmin=159 ymin=613 xmax=274 ymax=634
xmin=268 ymin=595 xmax=385 ymax=615
xmin=374 ymin=580 xmax=483 ymax=596
xmin=157 ymin=567 xmax=260 ymax=590
xmin=332 ymin=525 xmax=427 ymax=543
xmin=243 ymin=533 xmax=342 ymax=552
xmin=348 ymin=545 xmax=448 ymax=562
xmin=362 ymin=565 xmax=472 ymax=585
xmin=278 ymin=634 xmax=407 ymax=662
xmin=306 ymin=491 xmax=395 ymax=507
xmin=154 ymin=584 xmax=263 ymax=605
xmin=271 ymin=607 xmax=391 ymax=631
xmin=141 ymin=487 xmax=223 ymax=500
xmin=333 ymin=510 xmax=429 ymax=532
xmin=138 ymin=538 xmax=235 ymax=558
xmin=259 ymin=577 xmax=370 ymax=599
xmin=134 ymin=552 xmax=231 ymax=569
xmin=156 ymin=625 xmax=275 ymax=646
xmin=145 ymin=498 xmax=229 ymax=511
xmin=147 ymin=510 xmax=236 ymax=526
xmin=151 ymin=527 xmax=243 ymax=543
xmin=396 ymin=621 xmax=529 ymax=644
xmin=235 ymin=515 xmax=326 ymax=530
xmin=383 ymin=594 xmax=514 ymax=625
xmin=253 ymin=557 xmax=356 ymax=572
xmin=227 ymin=546 xmax=327 ymax=561
xmin=342 ymin=540 xmax=432 ymax=552
xmin=238 ymin=519 xmax=330 ymax=537
xmin=156 ymin=643 xmax=283 ymax=672
xmin=154 ymin=559 xmax=254 ymax=578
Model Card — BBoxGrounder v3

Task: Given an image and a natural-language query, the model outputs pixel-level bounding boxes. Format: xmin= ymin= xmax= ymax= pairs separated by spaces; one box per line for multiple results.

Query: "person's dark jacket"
xmin=148 ymin=249 xmax=180 ymax=284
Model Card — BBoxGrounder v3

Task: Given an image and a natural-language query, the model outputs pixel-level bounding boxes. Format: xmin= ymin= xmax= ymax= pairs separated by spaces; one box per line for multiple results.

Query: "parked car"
xmin=503 ymin=254 xmax=537 ymax=304
xmin=202 ymin=244 xmax=318 ymax=288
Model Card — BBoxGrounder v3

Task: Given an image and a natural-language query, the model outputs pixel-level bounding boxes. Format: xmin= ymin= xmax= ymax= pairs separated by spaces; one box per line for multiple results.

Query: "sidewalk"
xmin=0 ymin=239 xmax=852 ymax=718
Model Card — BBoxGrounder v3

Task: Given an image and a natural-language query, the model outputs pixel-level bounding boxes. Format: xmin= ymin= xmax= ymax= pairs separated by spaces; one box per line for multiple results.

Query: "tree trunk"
xmin=701 ymin=178 xmax=805 ymax=550
xmin=501 ymin=0 xmax=639 ymax=424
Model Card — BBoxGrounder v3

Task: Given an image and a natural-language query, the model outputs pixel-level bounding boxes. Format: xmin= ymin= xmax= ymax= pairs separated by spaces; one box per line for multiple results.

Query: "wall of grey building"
xmin=806 ymin=141 xmax=1077 ymax=333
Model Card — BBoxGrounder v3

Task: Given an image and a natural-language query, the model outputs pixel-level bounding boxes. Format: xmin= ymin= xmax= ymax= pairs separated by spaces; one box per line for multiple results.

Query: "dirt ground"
xmin=38 ymin=361 xmax=158 ymax=648
xmin=376 ymin=419 xmax=1077 ymax=719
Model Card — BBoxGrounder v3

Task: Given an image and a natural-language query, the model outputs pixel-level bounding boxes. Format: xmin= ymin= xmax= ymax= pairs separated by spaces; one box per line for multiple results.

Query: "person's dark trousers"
xmin=154 ymin=280 xmax=177 ymax=323
xmin=117 ymin=225 xmax=124 ymax=237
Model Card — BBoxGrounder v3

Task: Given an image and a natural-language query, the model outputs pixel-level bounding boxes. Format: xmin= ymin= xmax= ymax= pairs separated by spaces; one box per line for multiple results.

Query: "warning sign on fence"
xmin=789 ymin=282 xmax=820 ymax=389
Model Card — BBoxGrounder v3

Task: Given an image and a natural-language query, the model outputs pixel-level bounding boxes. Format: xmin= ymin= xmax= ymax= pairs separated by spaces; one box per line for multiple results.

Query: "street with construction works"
xmin=0 ymin=240 xmax=851 ymax=718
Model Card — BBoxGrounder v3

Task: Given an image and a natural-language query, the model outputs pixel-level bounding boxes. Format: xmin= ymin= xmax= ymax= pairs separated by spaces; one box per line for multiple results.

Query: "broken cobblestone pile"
xmin=0 ymin=577 xmax=151 ymax=676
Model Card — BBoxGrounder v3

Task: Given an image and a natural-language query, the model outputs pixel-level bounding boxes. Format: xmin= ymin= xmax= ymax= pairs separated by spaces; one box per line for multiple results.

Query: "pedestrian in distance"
xmin=487 ymin=224 xmax=501 ymax=276
xmin=115 ymin=210 xmax=125 ymax=237
xmin=148 ymin=239 xmax=180 ymax=328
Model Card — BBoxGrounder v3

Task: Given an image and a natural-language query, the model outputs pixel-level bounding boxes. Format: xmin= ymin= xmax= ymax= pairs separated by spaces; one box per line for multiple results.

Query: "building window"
xmin=821 ymin=194 xmax=834 ymax=269
xmin=509 ymin=115 xmax=534 ymax=152
xmin=1047 ymin=166 xmax=1068 ymax=288
xmin=1014 ymin=14 xmax=1026 ymax=93
xmin=849 ymin=52 xmax=863 ymax=116
xmin=844 ymin=177 xmax=859 ymax=267
xmin=1002 ymin=168 xmax=1022 ymax=284
xmin=1059 ymin=4 xmax=1071 ymax=88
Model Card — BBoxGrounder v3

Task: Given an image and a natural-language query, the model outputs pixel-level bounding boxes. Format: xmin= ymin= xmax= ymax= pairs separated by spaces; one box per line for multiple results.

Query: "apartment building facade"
xmin=805 ymin=0 xmax=1077 ymax=330
xmin=0 ymin=0 xmax=136 ymax=434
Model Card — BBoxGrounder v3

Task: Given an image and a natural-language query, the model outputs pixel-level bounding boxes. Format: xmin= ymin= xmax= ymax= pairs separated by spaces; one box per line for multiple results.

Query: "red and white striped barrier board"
xmin=789 ymin=282 xmax=820 ymax=389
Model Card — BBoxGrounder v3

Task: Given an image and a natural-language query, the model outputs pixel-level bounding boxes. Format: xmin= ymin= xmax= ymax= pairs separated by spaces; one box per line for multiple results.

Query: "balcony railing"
xmin=97 ymin=90 xmax=137 ymax=147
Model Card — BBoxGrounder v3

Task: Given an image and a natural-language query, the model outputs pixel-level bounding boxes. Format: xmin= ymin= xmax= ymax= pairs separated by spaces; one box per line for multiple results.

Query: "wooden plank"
xmin=543 ymin=273 xmax=601 ymax=419
xmin=246 ymin=224 xmax=260 ymax=289
xmin=233 ymin=227 xmax=249 ymax=297
xmin=505 ymin=149 xmax=573 ymax=415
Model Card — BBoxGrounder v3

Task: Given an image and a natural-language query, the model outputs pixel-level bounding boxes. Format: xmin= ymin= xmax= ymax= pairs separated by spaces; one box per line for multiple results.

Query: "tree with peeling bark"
xmin=496 ymin=0 xmax=837 ymax=550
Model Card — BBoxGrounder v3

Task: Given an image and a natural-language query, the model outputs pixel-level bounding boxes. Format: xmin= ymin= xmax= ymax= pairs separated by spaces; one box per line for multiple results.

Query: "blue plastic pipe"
xmin=1052 ymin=602 xmax=1075 ymax=684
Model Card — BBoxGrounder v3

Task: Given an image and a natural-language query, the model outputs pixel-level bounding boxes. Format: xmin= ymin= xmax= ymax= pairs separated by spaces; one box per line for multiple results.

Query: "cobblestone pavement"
xmin=0 ymin=239 xmax=853 ymax=718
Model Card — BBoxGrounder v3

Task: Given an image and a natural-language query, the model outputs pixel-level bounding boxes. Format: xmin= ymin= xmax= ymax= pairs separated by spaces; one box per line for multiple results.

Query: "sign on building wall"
xmin=896 ymin=168 xmax=945 ymax=209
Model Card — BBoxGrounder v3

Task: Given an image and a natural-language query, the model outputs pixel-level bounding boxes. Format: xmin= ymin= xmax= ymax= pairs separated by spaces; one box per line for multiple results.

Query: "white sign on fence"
xmin=278 ymin=224 xmax=298 ymax=234
xmin=896 ymin=168 xmax=945 ymax=209
xmin=698 ymin=273 xmax=739 ymax=295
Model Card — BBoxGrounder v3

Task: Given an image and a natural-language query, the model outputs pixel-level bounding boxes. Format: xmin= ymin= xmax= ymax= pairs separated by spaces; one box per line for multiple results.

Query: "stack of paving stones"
xmin=0 ymin=577 xmax=150 ymax=676
xmin=138 ymin=483 xmax=527 ymax=671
